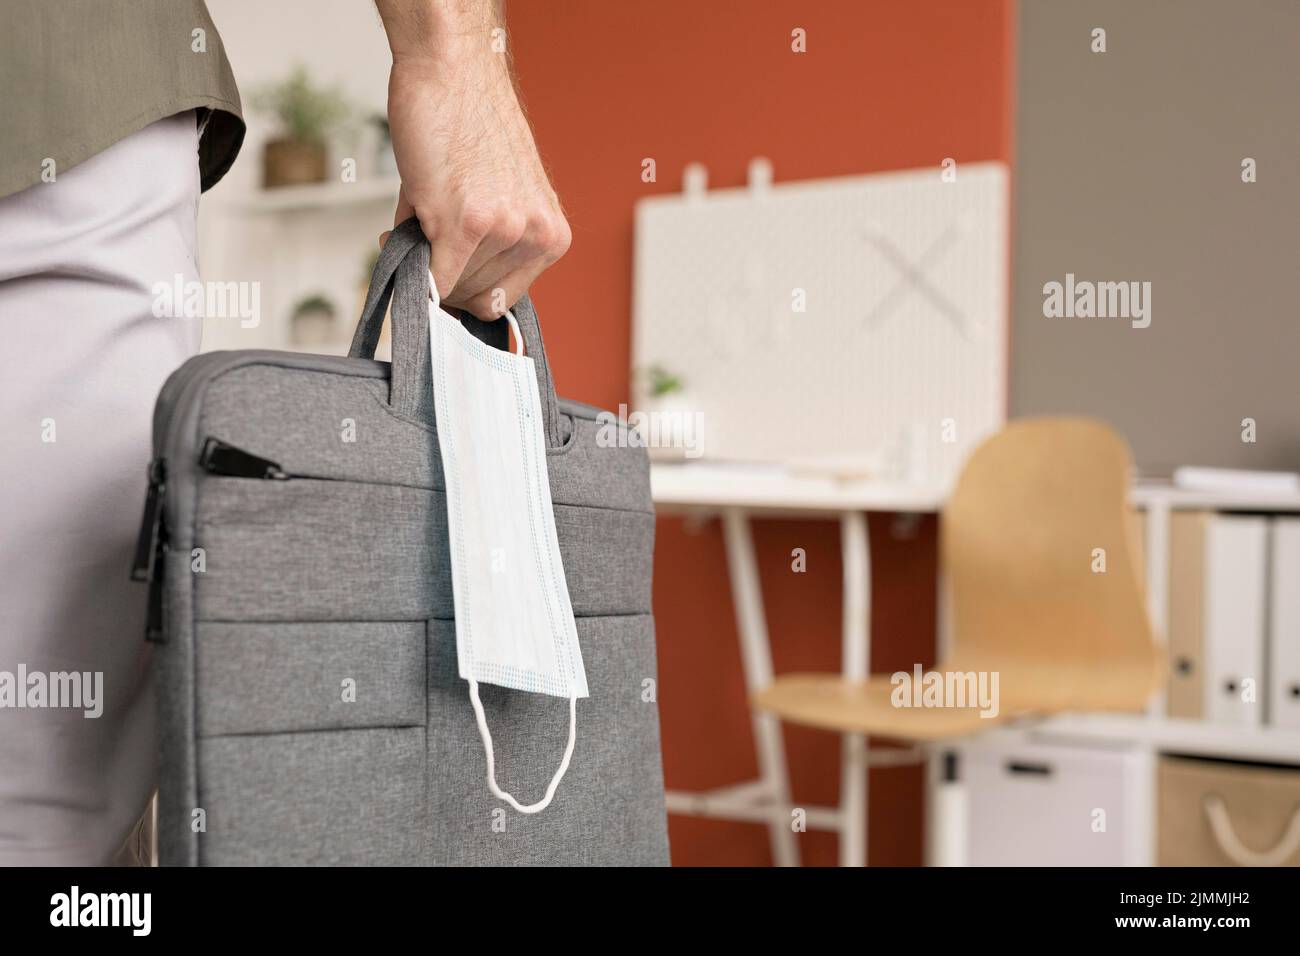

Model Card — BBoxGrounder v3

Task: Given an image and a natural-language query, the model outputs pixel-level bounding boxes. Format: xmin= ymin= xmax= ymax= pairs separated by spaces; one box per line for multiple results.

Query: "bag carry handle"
xmin=1203 ymin=793 xmax=1300 ymax=866
xmin=349 ymin=217 xmax=567 ymax=448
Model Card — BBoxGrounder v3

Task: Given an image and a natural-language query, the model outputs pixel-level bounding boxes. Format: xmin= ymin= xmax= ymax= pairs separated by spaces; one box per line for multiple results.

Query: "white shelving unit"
xmin=197 ymin=177 xmax=400 ymax=355
xmin=947 ymin=478 xmax=1300 ymax=765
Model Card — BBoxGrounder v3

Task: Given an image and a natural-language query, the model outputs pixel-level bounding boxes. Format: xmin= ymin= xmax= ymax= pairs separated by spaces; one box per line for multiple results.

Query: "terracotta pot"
xmin=263 ymin=137 xmax=327 ymax=188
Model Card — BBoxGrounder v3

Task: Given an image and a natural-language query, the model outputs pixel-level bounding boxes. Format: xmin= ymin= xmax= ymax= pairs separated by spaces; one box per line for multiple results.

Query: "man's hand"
xmin=375 ymin=0 xmax=570 ymax=318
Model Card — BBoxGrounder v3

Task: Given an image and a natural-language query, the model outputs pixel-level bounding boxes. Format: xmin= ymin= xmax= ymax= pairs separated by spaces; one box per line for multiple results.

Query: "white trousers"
xmin=0 ymin=112 xmax=201 ymax=864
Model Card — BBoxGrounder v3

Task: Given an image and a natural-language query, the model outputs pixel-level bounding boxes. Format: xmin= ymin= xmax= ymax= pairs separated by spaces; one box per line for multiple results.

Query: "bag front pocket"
xmin=195 ymin=475 xmax=451 ymax=622
xmin=198 ymin=725 xmax=427 ymax=866
xmin=192 ymin=620 xmax=429 ymax=865
xmin=195 ymin=621 xmax=426 ymax=736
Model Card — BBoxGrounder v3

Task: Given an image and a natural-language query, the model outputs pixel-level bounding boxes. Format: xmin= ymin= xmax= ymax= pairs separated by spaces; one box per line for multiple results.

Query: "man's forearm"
xmin=374 ymin=0 xmax=505 ymax=65
xmin=372 ymin=0 xmax=570 ymax=316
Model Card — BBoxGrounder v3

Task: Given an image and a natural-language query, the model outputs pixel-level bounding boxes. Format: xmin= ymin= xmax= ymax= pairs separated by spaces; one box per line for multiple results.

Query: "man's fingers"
xmin=455 ymin=243 xmax=537 ymax=309
xmin=451 ymin=209 xmax=571 ymax=312
xmin=459 ymin=263 xmax=547 ymax=321
xmin=428 ymin=227 xmax=480 ymax=304
xmin=454 ymin=207 xmax=528 ymax=286
xmin=380 ymin=188 xmax=571 ymax=309
xmin=427 ymin=201 xmax=525 ymax=303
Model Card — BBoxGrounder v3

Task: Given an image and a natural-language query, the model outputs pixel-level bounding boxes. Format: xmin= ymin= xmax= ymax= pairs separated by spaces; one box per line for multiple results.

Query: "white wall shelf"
xmin=198 ymin=178 xmax=396 ymax=354
xmin=214 ymin=177 xmax=401 ymax=215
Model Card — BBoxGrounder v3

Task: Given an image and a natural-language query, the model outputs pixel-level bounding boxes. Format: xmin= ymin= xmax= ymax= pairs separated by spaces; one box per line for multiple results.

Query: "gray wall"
xmin=1011 ymin=0 xmax=1300 ymax=475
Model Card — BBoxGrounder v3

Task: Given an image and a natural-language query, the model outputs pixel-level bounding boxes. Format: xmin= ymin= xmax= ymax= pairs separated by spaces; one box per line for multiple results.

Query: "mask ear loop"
xmin=468 ymin=679 xmax=578 ymax=814
xmin=429 ymin=269 xmax=524 ymax=356
xmin=429 ymin=269 xmax=573 ymax=814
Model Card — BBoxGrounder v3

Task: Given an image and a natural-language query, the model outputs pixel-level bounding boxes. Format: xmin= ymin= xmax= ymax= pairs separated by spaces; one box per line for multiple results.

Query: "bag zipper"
xmin=198 ymin=437 xmax=368 ymax=485
xmin=199 ymin=437 xmax=290 ymax=480
xmin=130 ymin=458 xmax=169 ymax=643
xmin=131 ymin=439 xmax=291 ymax=643
xmin=133 ymin=435 xmax=406 ymax=639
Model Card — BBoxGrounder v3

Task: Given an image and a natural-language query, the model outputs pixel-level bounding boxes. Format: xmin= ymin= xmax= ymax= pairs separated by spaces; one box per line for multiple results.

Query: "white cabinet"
xmin=963 ymin=738 xmax=1153 ymax=866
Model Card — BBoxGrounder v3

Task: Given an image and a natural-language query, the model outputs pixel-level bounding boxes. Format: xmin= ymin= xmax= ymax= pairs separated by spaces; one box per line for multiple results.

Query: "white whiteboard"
xmin=632 ymin=161 xmax=1008 ymax=486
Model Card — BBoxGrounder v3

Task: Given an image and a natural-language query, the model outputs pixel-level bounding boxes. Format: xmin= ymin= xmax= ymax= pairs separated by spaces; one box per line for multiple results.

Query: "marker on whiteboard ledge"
xmin=1173 ymin=466 xmax=1300 ymax=495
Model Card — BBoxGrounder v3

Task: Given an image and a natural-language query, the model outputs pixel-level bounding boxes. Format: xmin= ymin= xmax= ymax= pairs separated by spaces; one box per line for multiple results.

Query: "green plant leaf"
xmin=251 ymin=65 xmax=353 ymax=145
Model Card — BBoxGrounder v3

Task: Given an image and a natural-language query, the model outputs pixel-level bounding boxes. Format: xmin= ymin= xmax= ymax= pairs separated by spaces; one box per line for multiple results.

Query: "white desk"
xmin=651 ymin=461 xmax=946 ymax=867
xmin=651 ymin=461 xmax=1300 ymax=867
xmin=651 ymin=462 xmax=947 ymax=516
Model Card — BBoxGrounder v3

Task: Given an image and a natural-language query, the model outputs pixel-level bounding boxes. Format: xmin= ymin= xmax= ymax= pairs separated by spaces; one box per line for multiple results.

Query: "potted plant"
xmin=636 ymin=364 xmax=702 ymax=460
xmin=289 ymin=292 xmax=338 ymax=350
xmin=252 ymin=66 xmax=351 ymax=187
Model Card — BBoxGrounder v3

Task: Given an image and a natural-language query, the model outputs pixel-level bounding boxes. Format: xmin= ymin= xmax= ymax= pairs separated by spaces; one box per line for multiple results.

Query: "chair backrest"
xmin=943 ymin=417 xmax=1162 ymax=712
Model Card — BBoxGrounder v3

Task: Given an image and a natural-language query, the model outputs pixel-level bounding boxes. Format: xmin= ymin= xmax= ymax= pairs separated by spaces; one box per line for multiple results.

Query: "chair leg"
xmin=840 ymin=733 xmax=868 ymax=866
xmin=722 ymin=509 xmax=799 ymax=867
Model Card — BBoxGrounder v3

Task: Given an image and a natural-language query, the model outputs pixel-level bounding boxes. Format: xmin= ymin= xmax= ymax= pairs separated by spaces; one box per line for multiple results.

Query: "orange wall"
xmin=509 ymin=0 xmax=1016 ymax=865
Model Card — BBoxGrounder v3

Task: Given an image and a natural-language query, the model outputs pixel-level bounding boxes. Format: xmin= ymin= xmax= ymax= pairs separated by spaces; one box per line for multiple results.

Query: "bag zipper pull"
xmin=131 ymin=458 xmax=169 ymax=643
xmin=199 ymin=437 xmax=289 ymax=479
xmin=132 ymin=440 xmax=287 ymax=643
xmin=131 ymin=458 xmax=166 ymax=582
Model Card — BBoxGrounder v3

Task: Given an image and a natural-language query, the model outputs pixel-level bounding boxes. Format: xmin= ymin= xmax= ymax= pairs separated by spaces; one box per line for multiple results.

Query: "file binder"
xmin=1203 ymin=515 xmax=1268 ymax=725
xmin=1167 ymin=511 xmax=1210 ymax=719
xmin=1269 ymin=518 xmax=1300 ymax=728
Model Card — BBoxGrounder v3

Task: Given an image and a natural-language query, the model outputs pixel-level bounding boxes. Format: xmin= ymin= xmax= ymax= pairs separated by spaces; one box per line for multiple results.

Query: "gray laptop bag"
xmin=132 ymin=219 xmax=669 ymax=865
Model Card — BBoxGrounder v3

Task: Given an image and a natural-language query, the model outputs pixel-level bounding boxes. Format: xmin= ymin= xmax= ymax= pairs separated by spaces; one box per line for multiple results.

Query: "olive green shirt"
xmin=0 ymin=0 xmax=244 ymax=199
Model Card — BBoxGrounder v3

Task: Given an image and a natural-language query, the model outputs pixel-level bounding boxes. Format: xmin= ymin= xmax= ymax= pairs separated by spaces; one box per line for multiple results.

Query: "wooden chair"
xmin=752 ymin=417 xmax=1164 ymax=859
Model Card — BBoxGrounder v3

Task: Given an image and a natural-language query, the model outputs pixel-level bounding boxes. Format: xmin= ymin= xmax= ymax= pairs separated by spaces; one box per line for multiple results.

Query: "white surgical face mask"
xmin=427 ymin=275 xmax=588 ymax=814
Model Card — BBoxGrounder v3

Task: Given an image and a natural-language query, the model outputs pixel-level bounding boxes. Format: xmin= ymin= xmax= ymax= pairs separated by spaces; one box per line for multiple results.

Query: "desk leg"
xmin=722 ymin=509 xmax=799 ymax=868
xmin=839 ymin=511 xmax=870 ymax=867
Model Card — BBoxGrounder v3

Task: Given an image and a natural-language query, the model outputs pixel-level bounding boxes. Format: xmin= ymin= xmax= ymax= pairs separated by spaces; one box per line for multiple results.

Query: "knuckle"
xmin=553 ymin=217 xmax=573 ymax=257
xmin=458 ymin=202 xmax=497 ymax=242
xmin=468 ymin=289 xmax=506 ymax=319
xmin=496 ymin=210 xmax=528 ymax=247
xmin=530 ymin=213 xmax=572 ymax=262
xmin=461 ymin=201 xmax=529 ymax=248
